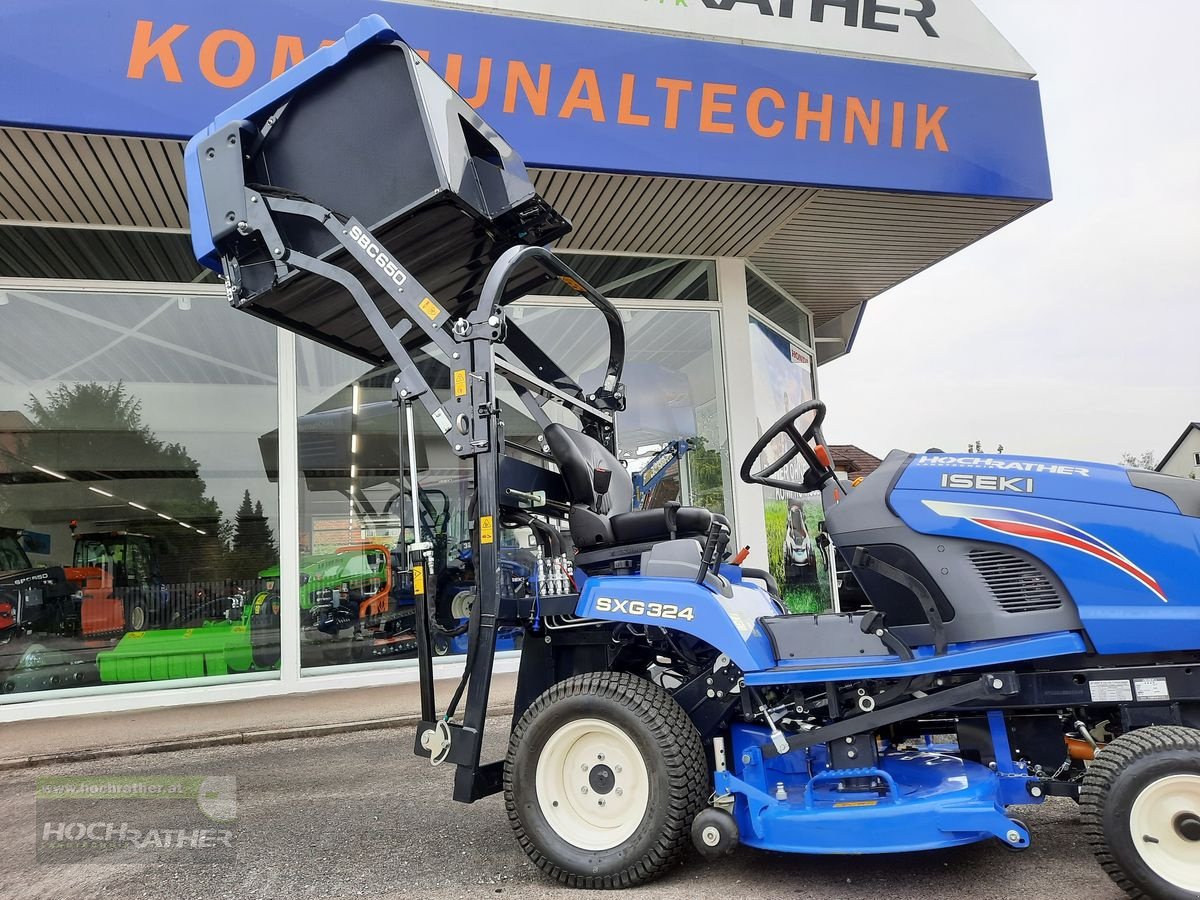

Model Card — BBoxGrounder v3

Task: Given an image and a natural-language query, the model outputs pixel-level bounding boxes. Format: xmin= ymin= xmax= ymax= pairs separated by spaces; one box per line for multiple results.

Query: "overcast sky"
xmin=818 ymin=0 xmax=1199 ymax=465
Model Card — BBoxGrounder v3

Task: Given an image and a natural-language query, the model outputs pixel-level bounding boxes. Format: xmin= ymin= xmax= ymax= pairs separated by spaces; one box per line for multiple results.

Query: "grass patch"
xmin=764 ymin=497 xmax=831 ymax=614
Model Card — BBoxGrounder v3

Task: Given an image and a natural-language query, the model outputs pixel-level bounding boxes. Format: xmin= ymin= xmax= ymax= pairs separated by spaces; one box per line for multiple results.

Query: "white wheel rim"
xmin=535 ymin=717 xmax=650 ymax=852
xmin=450 ymin=591 xmax=473 ymax=620
xmin=1128 ymin=773 xmax=1200 ymax=892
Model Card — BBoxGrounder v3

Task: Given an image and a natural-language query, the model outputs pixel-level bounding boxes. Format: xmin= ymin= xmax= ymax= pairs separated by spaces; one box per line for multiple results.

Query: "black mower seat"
xmin=544 ymin=423 xmax=720 ymax=551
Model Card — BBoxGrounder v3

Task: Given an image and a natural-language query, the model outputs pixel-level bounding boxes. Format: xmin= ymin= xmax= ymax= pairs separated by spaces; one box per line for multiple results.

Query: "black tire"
xmin=1080 ymin=725 xmax=1200 ymax=899
xmin=504 ymin=671 xmax=708 ymax=888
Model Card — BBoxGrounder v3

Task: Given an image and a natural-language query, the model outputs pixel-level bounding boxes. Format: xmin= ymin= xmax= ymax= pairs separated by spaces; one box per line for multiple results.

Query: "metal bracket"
xmin=761 ymin=673 xmax=1020 ymax=758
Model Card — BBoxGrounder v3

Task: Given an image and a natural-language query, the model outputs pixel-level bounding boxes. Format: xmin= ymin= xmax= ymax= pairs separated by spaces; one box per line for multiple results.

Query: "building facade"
xmin=0 ymin=0 xmax=1050 ymax=720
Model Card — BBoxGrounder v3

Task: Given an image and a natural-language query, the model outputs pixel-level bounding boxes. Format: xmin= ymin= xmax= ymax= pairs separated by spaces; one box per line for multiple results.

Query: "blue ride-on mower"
xmin=186 ymin=17 xmax=1200 ymax=898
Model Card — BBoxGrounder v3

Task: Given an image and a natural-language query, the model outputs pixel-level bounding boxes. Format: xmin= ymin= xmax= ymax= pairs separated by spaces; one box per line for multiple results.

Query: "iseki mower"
xmin=187 ymin=17 xmax=1200 ymax=898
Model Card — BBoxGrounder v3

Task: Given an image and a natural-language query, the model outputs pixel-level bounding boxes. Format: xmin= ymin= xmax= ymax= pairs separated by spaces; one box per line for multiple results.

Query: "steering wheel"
xmin=739 ymin=400 xmax=837 ymax=493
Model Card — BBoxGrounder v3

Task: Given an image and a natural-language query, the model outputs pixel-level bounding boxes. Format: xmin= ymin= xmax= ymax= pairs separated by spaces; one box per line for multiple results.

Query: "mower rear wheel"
xmin=1081 ymin=725 xmax=1200 ymax=899
xmin=125 ymin=598 xmax=147 ymax=632
xmin=504 ymin=671 xmax=707 ymax=888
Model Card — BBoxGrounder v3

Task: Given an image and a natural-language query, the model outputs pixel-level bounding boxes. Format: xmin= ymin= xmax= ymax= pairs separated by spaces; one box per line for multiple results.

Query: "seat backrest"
xmin=544 ymin=423 xmax=633 ymax=516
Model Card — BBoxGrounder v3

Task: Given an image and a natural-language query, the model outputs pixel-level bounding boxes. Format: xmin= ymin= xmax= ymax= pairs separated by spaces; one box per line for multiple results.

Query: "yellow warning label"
xmin=479 ymin=515 xmax=495 ymax=545
xmin=412 ymin=565 xmax=425 ymax=596
xmin=833 ymin=800 xmax=879 ymax=808
xmin=453 ymin=369 xmax=468 ymax=398
xmin=419 ymin=297 xmax=441 ymax=320
xmin=559 ymin=275 xmax=586 ymax=293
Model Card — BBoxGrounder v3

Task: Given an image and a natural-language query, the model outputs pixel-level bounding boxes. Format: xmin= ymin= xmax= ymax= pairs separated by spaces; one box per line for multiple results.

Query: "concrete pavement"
xmin=0 ymin=673 xmax=517 ymax=770
xmin=0 ymin=722 xmax=1126 ymax=900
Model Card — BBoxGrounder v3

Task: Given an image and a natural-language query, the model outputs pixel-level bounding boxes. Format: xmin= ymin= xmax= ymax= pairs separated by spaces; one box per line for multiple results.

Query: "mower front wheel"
xmin=1081 ymin=725 xmax=1200 ymax=899
xmin=504 ymin=671 xmax=707 ymax=888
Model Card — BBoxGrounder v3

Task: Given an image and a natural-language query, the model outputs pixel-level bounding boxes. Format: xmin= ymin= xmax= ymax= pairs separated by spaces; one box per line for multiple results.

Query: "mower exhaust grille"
xmin=967 ymin=549 xmax=1062 ymax=614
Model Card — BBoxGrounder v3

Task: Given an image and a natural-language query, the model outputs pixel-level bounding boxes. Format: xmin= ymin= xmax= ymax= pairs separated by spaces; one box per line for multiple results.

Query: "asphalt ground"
xmin=0 ymin=721 xmax=1128 ymax=900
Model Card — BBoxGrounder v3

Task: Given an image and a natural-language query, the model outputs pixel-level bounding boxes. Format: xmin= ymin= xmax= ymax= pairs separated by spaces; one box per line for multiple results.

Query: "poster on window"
xmin=747 ymin=319 xmax=832 ymax=614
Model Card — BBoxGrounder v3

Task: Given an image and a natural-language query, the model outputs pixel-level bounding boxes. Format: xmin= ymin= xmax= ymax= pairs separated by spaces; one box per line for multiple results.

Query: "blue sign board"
xmin=0 ymin=1 xmax=1051 ymax=200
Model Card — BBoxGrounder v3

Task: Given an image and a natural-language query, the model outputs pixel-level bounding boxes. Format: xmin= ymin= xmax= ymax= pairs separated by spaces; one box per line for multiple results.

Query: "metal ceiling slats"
xmin=37 ymin=132 xmax=105 ymax=223
xmin=3 ymin=130 xmax=76 ymax=222
xmin=568 ymin=174 xmax=619 ymax=248
xmin=0 ymin=129 xmax=1039 ymax=329
xmin=62 ymin=132 xmax=127 ymax=224
xmin=0 ymin=227 xmax=57 ymax=278
xmin=0 ymin=133 xmax=56 ymax=221
xmin=91 ymin=137 xmax=153 ymax=226
xmin=144 ymin=140 xmax=188 ymax=226
xmin=655 ymin=180 xmax=733 ymax=256
xmin=116 ymin=139 xmax=172 ymax=229
xmin=713 ymin=182 xmax=786 ymax=255
xmin=0 ymin=166 xmax=37 ymax=220
xmin=624 ymin=178 xmax=686 ymax=252
xmin=580 ymin=173 xmax=639 ymax=249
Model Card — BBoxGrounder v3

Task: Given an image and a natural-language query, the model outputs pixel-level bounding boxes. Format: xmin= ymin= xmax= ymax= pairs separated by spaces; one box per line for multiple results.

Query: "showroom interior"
xmin=0 ymin=0 xmax=1050 ymax=719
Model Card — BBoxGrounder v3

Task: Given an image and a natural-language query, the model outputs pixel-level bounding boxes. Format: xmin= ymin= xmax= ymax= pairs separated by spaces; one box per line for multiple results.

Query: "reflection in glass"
xmin=511 ymin=304 xmax=733 ymax=520
xmin=747 ymin=318 xmax=830 ymax=615
xmin=293 ymin=301 xmax=732 ymax=670
xmin=0 ymin=291 xmax=279 ymax=697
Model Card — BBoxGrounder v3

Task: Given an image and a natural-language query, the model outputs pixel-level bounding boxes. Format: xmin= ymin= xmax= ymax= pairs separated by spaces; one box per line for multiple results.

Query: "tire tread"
xmin=503 ymin=671 xmax=708 ymax=889
xmin=1079 ymin=724 xmax=1200 ymax=899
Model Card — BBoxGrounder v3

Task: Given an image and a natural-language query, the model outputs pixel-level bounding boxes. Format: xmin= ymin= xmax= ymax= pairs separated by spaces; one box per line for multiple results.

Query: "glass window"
xmin=746 ymin=317 xmax=830 ymax=614
xmin=510 ymin=304 xmax=733 ymax=521
xmin=295 ymin=339 xmax=504 ymax=670
xmin=0 ymin=289 xmax=279 ymax=699
xmin=747 ymin=267 xmax=811 ymax=347
xmin=528 ymin=254 xmax=716 ymax=301
xmin=294 ymin=301 xmax=734 ymax=671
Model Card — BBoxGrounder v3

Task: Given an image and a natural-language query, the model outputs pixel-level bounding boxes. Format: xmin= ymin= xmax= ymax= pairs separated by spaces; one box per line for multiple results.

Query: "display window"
xmin=293 ymin=299 xmax=734 ymax=671
xmin=747 ymin=316 xmax=831 ymax=614
xmin=0 ymin=289 xmax=279 ymax=698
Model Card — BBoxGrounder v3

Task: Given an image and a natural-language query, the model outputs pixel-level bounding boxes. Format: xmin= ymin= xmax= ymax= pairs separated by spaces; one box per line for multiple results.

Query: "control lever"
xmin=695 ymin=519 xmax=729 ymax=584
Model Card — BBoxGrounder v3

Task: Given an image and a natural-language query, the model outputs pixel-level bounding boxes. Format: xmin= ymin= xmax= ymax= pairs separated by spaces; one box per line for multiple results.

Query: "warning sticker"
xmin=419 ymin=297 xmax=441 ymax=320
xmin=412 ymin=565 xmax=425 ymax=596
xmin=834 ymin=800 xmax=879 ymax=808
xmin=559 ymin=275 xmax=586 ymax=293
xmin=479 ymin=516 xmax=494 ymax=545
xmin=453 ymin=369 xmax=468 ymax=398
xmin=1088 ymin=679 xmax=1134 ymax=703
xmin=1133 ymin=677 xmax=1170 ymax=702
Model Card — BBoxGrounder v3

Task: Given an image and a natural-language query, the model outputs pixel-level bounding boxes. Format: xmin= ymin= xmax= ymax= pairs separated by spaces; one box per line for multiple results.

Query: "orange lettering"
xmin=319 ymin=39 xmax=337 ymax=49
xmin=617 ymin=74 xmax=650 ymax=127
xmin=127 ymin=20 xmax=188 ymax=82
xmin=656 ymin=77 xmax=693 ymax=130
xmin=559 ymin=68 xmax=606 ymax=122
xmin=504 ymin=61 xmax=552 ymax=116
xmin=916 ymin=103 xmax=949 ymax=152
xmin=844 ymin=97 xmax=881 ymax=146
xmin=199 ymin=29 xmax=256 ymax=89
xmin=416 ymin=49 xmax=431 ymax=62
xmin=747 ymin=87 xmax=785 ymax=138
xmin=796 ymin=92 xmax=834 ymax=142
xmin=446 ymin=54 xmax=494 ymax=108
xmin=700 ymin=83 xmax=737 ymax=135
xmin=891 ymin=101 xmax=905 ymax=148
xmin=271 ymin=35 xmax=305 ymax=79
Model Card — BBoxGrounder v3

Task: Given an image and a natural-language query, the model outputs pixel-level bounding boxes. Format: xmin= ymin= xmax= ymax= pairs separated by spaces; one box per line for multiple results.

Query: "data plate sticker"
xmin=1133 ymin=677 xmax=1170 ymax=702
xmin=1088 ymin=679 xmax=1133 ymax=703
